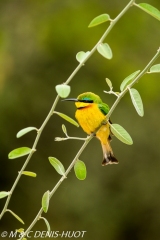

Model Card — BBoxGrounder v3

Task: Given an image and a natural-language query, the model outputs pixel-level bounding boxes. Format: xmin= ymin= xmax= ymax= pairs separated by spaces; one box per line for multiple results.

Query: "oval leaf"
xmin=137 ymin=3 xmax=160 ymax=21
xmin=88 ymin=13 xmax=110 ymax=27
xmin=76 ymin=51 xmax=90 ymax=63
xmin=16 ymin=127 xmax=37 ymax=138
xmin=49 ymin=157 xmax=65 ymax=176
xmin=54 ymin=111 xmax=79 ymax=127
xmin=74 ymin=160 xmax=87 ymax=180
xmin=150 ymin=64 xmax=160 ymax=73
xmin=55 ymin=85 xmax=71 ymax=98
xmin=129 ymin=88 xmax=144 ymax=117
xmin=106 ymin=78 xmax=112 ymax=89
xmin=41 ymin=217 xmax=51 ymax=232
xmin=42 ymin=190 xmax=50 ymax=213
xmin=22 ymin=171 xmax=37 ymax=177
xmin=97 ymin=43 xmax=112 ymax=59
xmin=110 ymin=124 xmax=133 ymax=145
xmin=0 ymin=191 xmax=11 ymax=199
xmin=120 ymin=70 xmax=140 ymax=91
xmin=8 ymin=147 xmax=32 ymax=159
xmin=6 ymin=209 xmax=24 ymax=224
xmin=62 ymin=124 xmax=67 ymax=135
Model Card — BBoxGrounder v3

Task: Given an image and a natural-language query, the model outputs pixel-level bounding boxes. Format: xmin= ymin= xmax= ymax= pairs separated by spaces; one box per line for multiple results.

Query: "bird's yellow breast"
xmin=75 ymin=103 xmax=106 ymax=134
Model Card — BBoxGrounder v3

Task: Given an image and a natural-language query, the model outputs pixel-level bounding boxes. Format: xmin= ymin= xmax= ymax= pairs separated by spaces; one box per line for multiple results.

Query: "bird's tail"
xmin=101 ymin=141 xmax=118 ymax=166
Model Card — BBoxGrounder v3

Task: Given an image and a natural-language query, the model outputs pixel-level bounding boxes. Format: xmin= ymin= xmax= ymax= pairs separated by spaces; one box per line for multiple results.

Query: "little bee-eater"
xmin=63 ymin=92 xmax=118 ymax=166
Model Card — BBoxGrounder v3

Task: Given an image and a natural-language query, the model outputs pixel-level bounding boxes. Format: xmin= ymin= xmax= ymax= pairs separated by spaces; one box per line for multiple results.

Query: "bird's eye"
xmin=84 ymin=100 xmax=93 ymax=103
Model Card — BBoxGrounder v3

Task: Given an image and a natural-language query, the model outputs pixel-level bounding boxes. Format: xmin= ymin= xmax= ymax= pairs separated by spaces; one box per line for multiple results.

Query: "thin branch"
xmin=104 ymin=90 xmax=120 ymax=97
xmin=107 ymin=48 xmax=160 ymax=119
xmin=19 ymin=136 xmax=93 ymax=240
xmin=65 ymin=0 xmax=135 ymax=85
xmin=0 ymin=96 xmax=60 ymax=220
xmin=55 ymin=136 xmax=88 ymax=141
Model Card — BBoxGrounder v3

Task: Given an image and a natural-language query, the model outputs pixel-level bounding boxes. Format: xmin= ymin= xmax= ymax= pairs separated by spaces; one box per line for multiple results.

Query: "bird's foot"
xmin=91 ymin=132 xmax=96 ymax=137
xmin=102 ymin=119 xmax=108 ymax=125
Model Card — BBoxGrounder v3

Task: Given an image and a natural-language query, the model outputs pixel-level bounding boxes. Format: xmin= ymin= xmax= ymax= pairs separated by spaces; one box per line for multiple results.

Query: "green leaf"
xmin=129 ymin=88 xmax=144 ymax=117
xmin=62 ymin=124 xmax=67 ymax=135
xmin=106 ymin=78 xmax=112 ymax=89
xmin=150 ymin=64 xmax=160 ymax=73
xmin=49 ymin=157 xmax=65 ymax=176
xmin=88 ymin=14 xmax=110 ymax=27
xmin=97 ymin=43 xmax=112 ymax=59
xmin=8 ymin=147 xmax=32 ymax=159
xmin=55 ymin=84 xmax=71 ymax=98
xmin=120 ymin=70 xmax=140 ymax=91
xmin=54 ymin=111 xmax=79 ymax=127
xmin=41 ymin=217 xmax=51 ymax=232
xmin=76 ymin=51 xmax=90 ymax=63
xmin=74 ymin=160 xmax=87 ymax=180
xmin=22 ymin=171 xmax=37 ymax=177
xmin=16 ymin=127 xmax=37 ymax=138
xmin=42 ymin=190 xmax=50 ymax=213
xmin=110 ymin=124 xmax=133 ymax=145
xmin=0 ymin=191 xmax=11 ymax=199
xmin=137 ymin=3 xmax=160 ymax=21
xmin=6 ymin=209 xmax=24 ymax=224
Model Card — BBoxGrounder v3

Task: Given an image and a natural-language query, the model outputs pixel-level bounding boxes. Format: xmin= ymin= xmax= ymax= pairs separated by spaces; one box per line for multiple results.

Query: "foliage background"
xmin=0 ymin=0 xmax=160 ymax=239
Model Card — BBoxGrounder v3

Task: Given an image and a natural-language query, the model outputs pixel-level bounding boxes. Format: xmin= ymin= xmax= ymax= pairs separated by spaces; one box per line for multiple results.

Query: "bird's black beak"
xmin=62 ymin=98 xmax=78 ymax=102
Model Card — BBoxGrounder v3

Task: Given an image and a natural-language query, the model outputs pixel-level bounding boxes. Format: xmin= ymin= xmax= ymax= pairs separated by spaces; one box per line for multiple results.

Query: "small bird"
xmin=63 ymin=92 xmax=118 ymax=166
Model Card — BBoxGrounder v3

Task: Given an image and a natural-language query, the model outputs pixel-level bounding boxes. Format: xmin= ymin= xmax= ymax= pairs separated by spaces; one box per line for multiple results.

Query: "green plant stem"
xmin=65 ymin=0 xmax=135 ymax=85
xmin=107 ymin=47 xmax=160 ymax=118
xmin=0 ymin=95 xmax=60 ymax=220
xmin=0 ymin=0 xmax=135 ymax=220
xmin=55 ymin=136 xmax=89 ymax=141
xmin=19 ymin=136 xmax=93 ymax=240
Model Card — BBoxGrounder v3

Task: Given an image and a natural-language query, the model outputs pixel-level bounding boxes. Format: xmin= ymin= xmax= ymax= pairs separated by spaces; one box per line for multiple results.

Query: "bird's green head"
xmin=77 ymin=92 xmax=102 ymax=104
xmin=63 ymin=92 xmax=110 ymax=114
xmin=62 ymin=92 xmax=103 ymax=108
xmin=62 ymin=92 xmax=102 ymax=106
xmin=62 ymin=92 xmax=102 ymax=103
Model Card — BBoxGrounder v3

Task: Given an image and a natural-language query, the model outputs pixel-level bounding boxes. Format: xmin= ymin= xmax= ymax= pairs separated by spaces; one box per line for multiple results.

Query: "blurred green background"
xmin=0 ymin=0 xmax=160 ymax=239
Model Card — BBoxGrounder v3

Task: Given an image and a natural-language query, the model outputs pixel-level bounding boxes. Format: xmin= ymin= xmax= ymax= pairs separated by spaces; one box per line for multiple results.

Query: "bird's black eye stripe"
xmin=79 ymin=100 xmax=93 ymax=103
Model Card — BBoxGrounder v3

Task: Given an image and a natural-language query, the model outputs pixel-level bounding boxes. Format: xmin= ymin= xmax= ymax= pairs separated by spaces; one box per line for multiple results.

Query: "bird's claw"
xmin=102 ymin=119 xmax=108 ymax=125
xmin=91 ymin=132 xmax=96 ymax=137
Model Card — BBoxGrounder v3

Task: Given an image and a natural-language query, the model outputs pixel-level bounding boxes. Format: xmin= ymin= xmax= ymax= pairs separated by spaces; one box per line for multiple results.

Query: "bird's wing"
xmin=98 ymin=103 xmax=110 ymax=116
